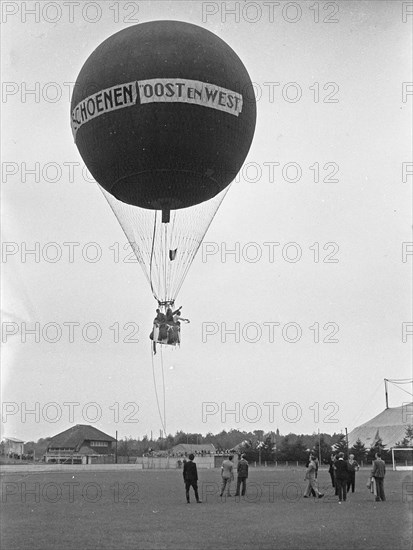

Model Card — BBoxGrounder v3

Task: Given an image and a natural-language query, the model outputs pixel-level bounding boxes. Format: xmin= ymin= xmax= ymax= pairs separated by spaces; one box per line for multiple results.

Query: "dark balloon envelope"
xmin=71 ymin=20 xmax=256 ymax=216
xmin=71 ymin=21 xmax=256 ymax=310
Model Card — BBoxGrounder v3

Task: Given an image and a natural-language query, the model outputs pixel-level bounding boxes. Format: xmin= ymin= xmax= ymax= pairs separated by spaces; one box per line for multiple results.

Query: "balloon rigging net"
xmin=101 ymin=185 xmax=229 ymax=305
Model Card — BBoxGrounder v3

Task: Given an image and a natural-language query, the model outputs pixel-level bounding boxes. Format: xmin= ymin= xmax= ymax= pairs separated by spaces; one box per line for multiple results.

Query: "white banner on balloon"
xmin=71 ymin=78 xmax=243 ymax=139
xmin=71 ymin=81 xmax=138 ymax=138
xmin=137 ymin=78 xmax=243 ymax=117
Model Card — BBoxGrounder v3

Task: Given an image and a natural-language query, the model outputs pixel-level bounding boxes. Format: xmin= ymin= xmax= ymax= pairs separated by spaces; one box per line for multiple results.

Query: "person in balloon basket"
xmin=150 ymin=309 xmax=166 ymax=354
xmin=183 ymin=453 xmax=202 ymax=503
xmin=235 ymin=454 xmax=249 ymax=497
xmin=172 ymin=310 xmax=190 ymax=344
xmin=166 ymin=306 xmax=182 ymax=323
xmin=371 ymin=452 xmax=386 ymax=502
xmin=334 ymin=452 xmax=349 ymax=503
xmin=151 ymin=306 xmax=184 ymax=351
xmin=173 ymin=310 xmax=190 ymax=325
xmin=166 ymin=307 xmax=189 ymax=345
xmin=163 ymin=306 xmax=179 ymax=344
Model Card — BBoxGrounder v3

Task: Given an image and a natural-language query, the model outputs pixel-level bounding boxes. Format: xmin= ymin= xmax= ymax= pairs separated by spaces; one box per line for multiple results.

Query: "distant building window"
xmin=90 ymin=441 xmax=108 ymax=447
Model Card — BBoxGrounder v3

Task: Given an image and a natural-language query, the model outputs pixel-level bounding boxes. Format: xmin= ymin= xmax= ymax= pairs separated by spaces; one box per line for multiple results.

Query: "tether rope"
xmin=150 ymin=342 xmax=167 ymax=436
xmin=160 ymin=345 xmax=167 ymax=435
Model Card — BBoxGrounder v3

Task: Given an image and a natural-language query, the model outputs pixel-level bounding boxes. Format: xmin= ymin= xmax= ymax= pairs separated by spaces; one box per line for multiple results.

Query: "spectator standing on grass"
xmin=313 ymin=455 xmax=319 ymax=479
xmin=371 ymin=452 xmax=386 ymax=502
xmin=235 ymin=454 xmax=249 ymax=497
xmin=346 ymin=454 xmax=359 ymax=493
xmin=305 ymin=455 xmax=317 ymax=497
xmin=303 ymin=454 xmax=324 ymax=499
xmin=183 ymin=453 xmax=202 ymax=504
xmin=328 ymin=453 xmax=337 ymax=489
xmin=334 ymin=452 xmax=349 ymax=503
xmin=220 ymin=455 xmax=234 ymax=497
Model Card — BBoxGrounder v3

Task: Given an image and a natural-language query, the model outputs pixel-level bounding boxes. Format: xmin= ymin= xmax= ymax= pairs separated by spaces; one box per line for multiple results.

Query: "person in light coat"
xmin=220 ymin=455 xmax=234 ymax=497
xmin=304 ymin=454 xmax=324 ymax=499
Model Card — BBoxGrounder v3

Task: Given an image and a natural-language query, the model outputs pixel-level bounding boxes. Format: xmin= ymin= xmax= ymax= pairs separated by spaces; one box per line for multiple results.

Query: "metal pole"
xmin=384 ymin=378 xmax=389 ymax=409
xmin=345 ymin=428 xmax=349 ymax=456
xmin=318 ymin=429 xmax=322 ymax=465
xmin=115 ymin=430 xmax=118 ymax=464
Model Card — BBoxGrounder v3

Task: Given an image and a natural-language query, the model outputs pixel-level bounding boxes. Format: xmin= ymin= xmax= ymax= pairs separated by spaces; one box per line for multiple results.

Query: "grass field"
xmin=1 ymin=467 xmax=412 ymax=550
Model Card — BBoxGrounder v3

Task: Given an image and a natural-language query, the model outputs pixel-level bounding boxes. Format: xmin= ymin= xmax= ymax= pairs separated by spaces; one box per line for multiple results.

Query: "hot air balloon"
xmin=71 ymin=20 xmax=256 ymax=349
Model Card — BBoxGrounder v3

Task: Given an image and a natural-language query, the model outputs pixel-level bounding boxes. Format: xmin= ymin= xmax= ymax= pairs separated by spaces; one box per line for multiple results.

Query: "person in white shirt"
xmin=220 ymin=455 xmax=234 ymax=497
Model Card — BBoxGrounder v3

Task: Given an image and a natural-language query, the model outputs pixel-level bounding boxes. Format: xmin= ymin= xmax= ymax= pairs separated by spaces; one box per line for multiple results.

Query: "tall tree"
xmin=333 ymin=433 xmax=348 ymax=456
xmin=367 ymin=436 xmax=390 ymax=463
xmin=290 ymin=436 xmax=308 ymax=462
xmin=277 ymin=435 xmax=307 ymax=461
xmin=173 ymin=431 xmax=188 ymax=445
xmin=117 ymin=437 xmax=134 ymax=457
xmin=350 ymin=438 xmax=368 ymax=463
xmin=277 ymin=435 xmax=292 ymax=462
xmin=395 ymin=425 xmax=413 ymax=447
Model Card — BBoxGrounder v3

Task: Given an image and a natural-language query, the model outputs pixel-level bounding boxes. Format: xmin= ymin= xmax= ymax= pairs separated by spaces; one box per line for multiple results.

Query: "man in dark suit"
xmin=371 ymin=452 xmax=386 ymax=502
xmin=183 ymin=453 xmax=201 ymax=503
xmin=234 ymin=454 xmax=249 ymax=496
xmin=328 ymin=453 xmax=337 ymax=489
xmin=334 ymin=452 xmax=349 ymax=502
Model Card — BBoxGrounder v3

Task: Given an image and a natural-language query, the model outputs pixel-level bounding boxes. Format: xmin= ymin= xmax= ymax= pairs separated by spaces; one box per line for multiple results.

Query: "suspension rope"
xmin=348 ymin=380 xmax=383 ymax=429
xmin=101 ymin=185 xmax=230 ymax=304
xmin=163 ymin=222 xmax=168 ymax=300
xmin=389 ymin=385 xmax=413 ymax=398
xmin=149 ymin=211 xmax=158 ymax=301
xmin=386 ymin=378 xmax=413 ymax=398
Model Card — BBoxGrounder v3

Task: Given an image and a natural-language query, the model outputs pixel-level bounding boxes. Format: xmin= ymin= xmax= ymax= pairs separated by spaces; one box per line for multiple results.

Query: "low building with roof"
xmin=3 ymin=437 xmax=25 ymax=458
xmin=44 ymin=424 xmax=116 ymax=464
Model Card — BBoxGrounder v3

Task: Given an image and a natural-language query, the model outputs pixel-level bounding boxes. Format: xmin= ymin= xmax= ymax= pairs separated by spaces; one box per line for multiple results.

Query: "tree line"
xmin=10 ymin=425 xmax=412 ymax=464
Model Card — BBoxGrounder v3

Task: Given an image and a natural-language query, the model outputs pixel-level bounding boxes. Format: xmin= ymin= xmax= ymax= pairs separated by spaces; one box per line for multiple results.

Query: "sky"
xmin=1 ymin=0 xmax=412 ymax=444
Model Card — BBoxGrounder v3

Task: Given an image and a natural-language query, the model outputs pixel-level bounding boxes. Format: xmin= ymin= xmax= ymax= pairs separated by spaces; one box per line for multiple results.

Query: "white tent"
xmin=348 ymin=403 xmax=413 ymax=449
